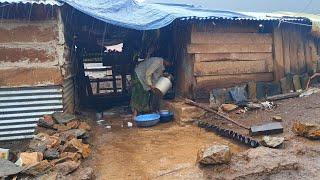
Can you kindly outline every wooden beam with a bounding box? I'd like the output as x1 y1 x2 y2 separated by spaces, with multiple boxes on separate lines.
194 60 272 76
305 39 313 73
191 32 273 44
194 53 273 62
273 27 285 81
187 44 272 54
289 28 299 74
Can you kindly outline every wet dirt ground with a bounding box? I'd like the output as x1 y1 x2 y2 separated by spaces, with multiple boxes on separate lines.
84 92 320 180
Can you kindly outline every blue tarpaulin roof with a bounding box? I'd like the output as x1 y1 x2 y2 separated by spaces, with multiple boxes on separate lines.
0 0 309 30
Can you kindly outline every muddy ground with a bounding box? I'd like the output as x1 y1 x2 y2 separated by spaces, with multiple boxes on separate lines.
82 93 320 180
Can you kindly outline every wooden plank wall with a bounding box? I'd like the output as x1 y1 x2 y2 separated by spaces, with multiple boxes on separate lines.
280 24 317 75
188 23 274 99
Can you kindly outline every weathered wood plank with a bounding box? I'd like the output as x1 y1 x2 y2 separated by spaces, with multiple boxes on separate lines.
289 28 299 74
273 27 285 81
305 39 313 73
310 39 318 73
194 53 273 62
187 44 272 54
282 28 291 75
192 23 259 33
191 32 273 44
194 73 274 98
194 60 272 76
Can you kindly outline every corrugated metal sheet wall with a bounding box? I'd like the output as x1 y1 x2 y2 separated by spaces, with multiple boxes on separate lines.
0 86 63 141
63 77 75 113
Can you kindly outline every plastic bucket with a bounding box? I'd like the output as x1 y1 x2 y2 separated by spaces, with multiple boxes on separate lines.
155 77 172 95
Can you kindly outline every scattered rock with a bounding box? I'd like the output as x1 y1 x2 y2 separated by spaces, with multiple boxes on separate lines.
220 104 238 112
53 112 76 124
38 115 55 129
197 144 231 165
78 122 91 131
54 161 80 175
38 171 58 180
28 139 47 154
261 136 284 148
19 152 43 166
292 122 320 140
62 129 87 139
63 138 91 158
78 167 94 180
44 149 60 160
272 115 282 122
22 160 52 176
53 124 71 132
60 152 82 161
0 159 23 177
67 120 81 129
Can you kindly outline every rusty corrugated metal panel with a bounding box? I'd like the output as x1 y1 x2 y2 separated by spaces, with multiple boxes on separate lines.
63 77 75 114
0 86 63 141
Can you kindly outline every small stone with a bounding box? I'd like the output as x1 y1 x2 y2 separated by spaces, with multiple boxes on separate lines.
38 115 55 129
53 112 76 124
272 115 282 122
22 160 52 176
78 122 91 131
292 122 320 140
67 120 81 129
63 138 91 158
19 152 43 166
197 144 231 165
53 124 71 132
62 129 87 139
261 136 284 148
220 104 238 112
54 161 80 175
44 149 60 160
78 167 94 180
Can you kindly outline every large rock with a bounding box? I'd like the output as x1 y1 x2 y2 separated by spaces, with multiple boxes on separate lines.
22 160 52 176
53 112 76 124
19 152 43 166
28 140 47 154
66 120 80 129
0 159 23 177
197 144 231 165
53 124 71 132
54 161 80 175
261 136 284 148
292 122 320 140
61 129 87 139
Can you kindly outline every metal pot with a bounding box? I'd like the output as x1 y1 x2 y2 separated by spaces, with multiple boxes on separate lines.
155 76 172 95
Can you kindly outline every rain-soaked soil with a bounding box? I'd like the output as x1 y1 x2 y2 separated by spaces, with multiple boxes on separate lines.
84 92 320 180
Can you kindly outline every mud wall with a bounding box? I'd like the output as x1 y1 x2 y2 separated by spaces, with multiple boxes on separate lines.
0 10 70 87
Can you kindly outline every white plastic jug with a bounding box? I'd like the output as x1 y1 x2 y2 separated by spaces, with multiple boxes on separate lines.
155 77 172 95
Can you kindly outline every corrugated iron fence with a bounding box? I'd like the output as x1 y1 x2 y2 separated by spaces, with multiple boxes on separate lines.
0 86 64 141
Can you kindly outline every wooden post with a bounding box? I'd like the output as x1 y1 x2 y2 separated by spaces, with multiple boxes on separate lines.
273 27 285 81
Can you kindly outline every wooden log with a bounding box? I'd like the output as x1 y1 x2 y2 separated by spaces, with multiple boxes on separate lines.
194 60 272 76
185 99 249 129
266 92 300 101
187 44 273 54
194 53 273 62
273 27 285 81
191 32 272 44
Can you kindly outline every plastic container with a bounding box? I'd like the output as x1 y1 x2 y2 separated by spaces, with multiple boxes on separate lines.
134 114 160 127
155 77 172 95
159 110 174 123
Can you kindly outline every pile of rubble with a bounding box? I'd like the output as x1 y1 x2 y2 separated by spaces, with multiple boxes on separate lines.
1 112 93 179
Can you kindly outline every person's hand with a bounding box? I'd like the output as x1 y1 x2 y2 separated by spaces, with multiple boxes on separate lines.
149 85 156 91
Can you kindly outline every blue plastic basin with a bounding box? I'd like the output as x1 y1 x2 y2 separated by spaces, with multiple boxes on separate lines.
134 114 160 127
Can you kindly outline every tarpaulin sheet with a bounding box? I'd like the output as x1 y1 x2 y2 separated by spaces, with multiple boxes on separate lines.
61 0 255 30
